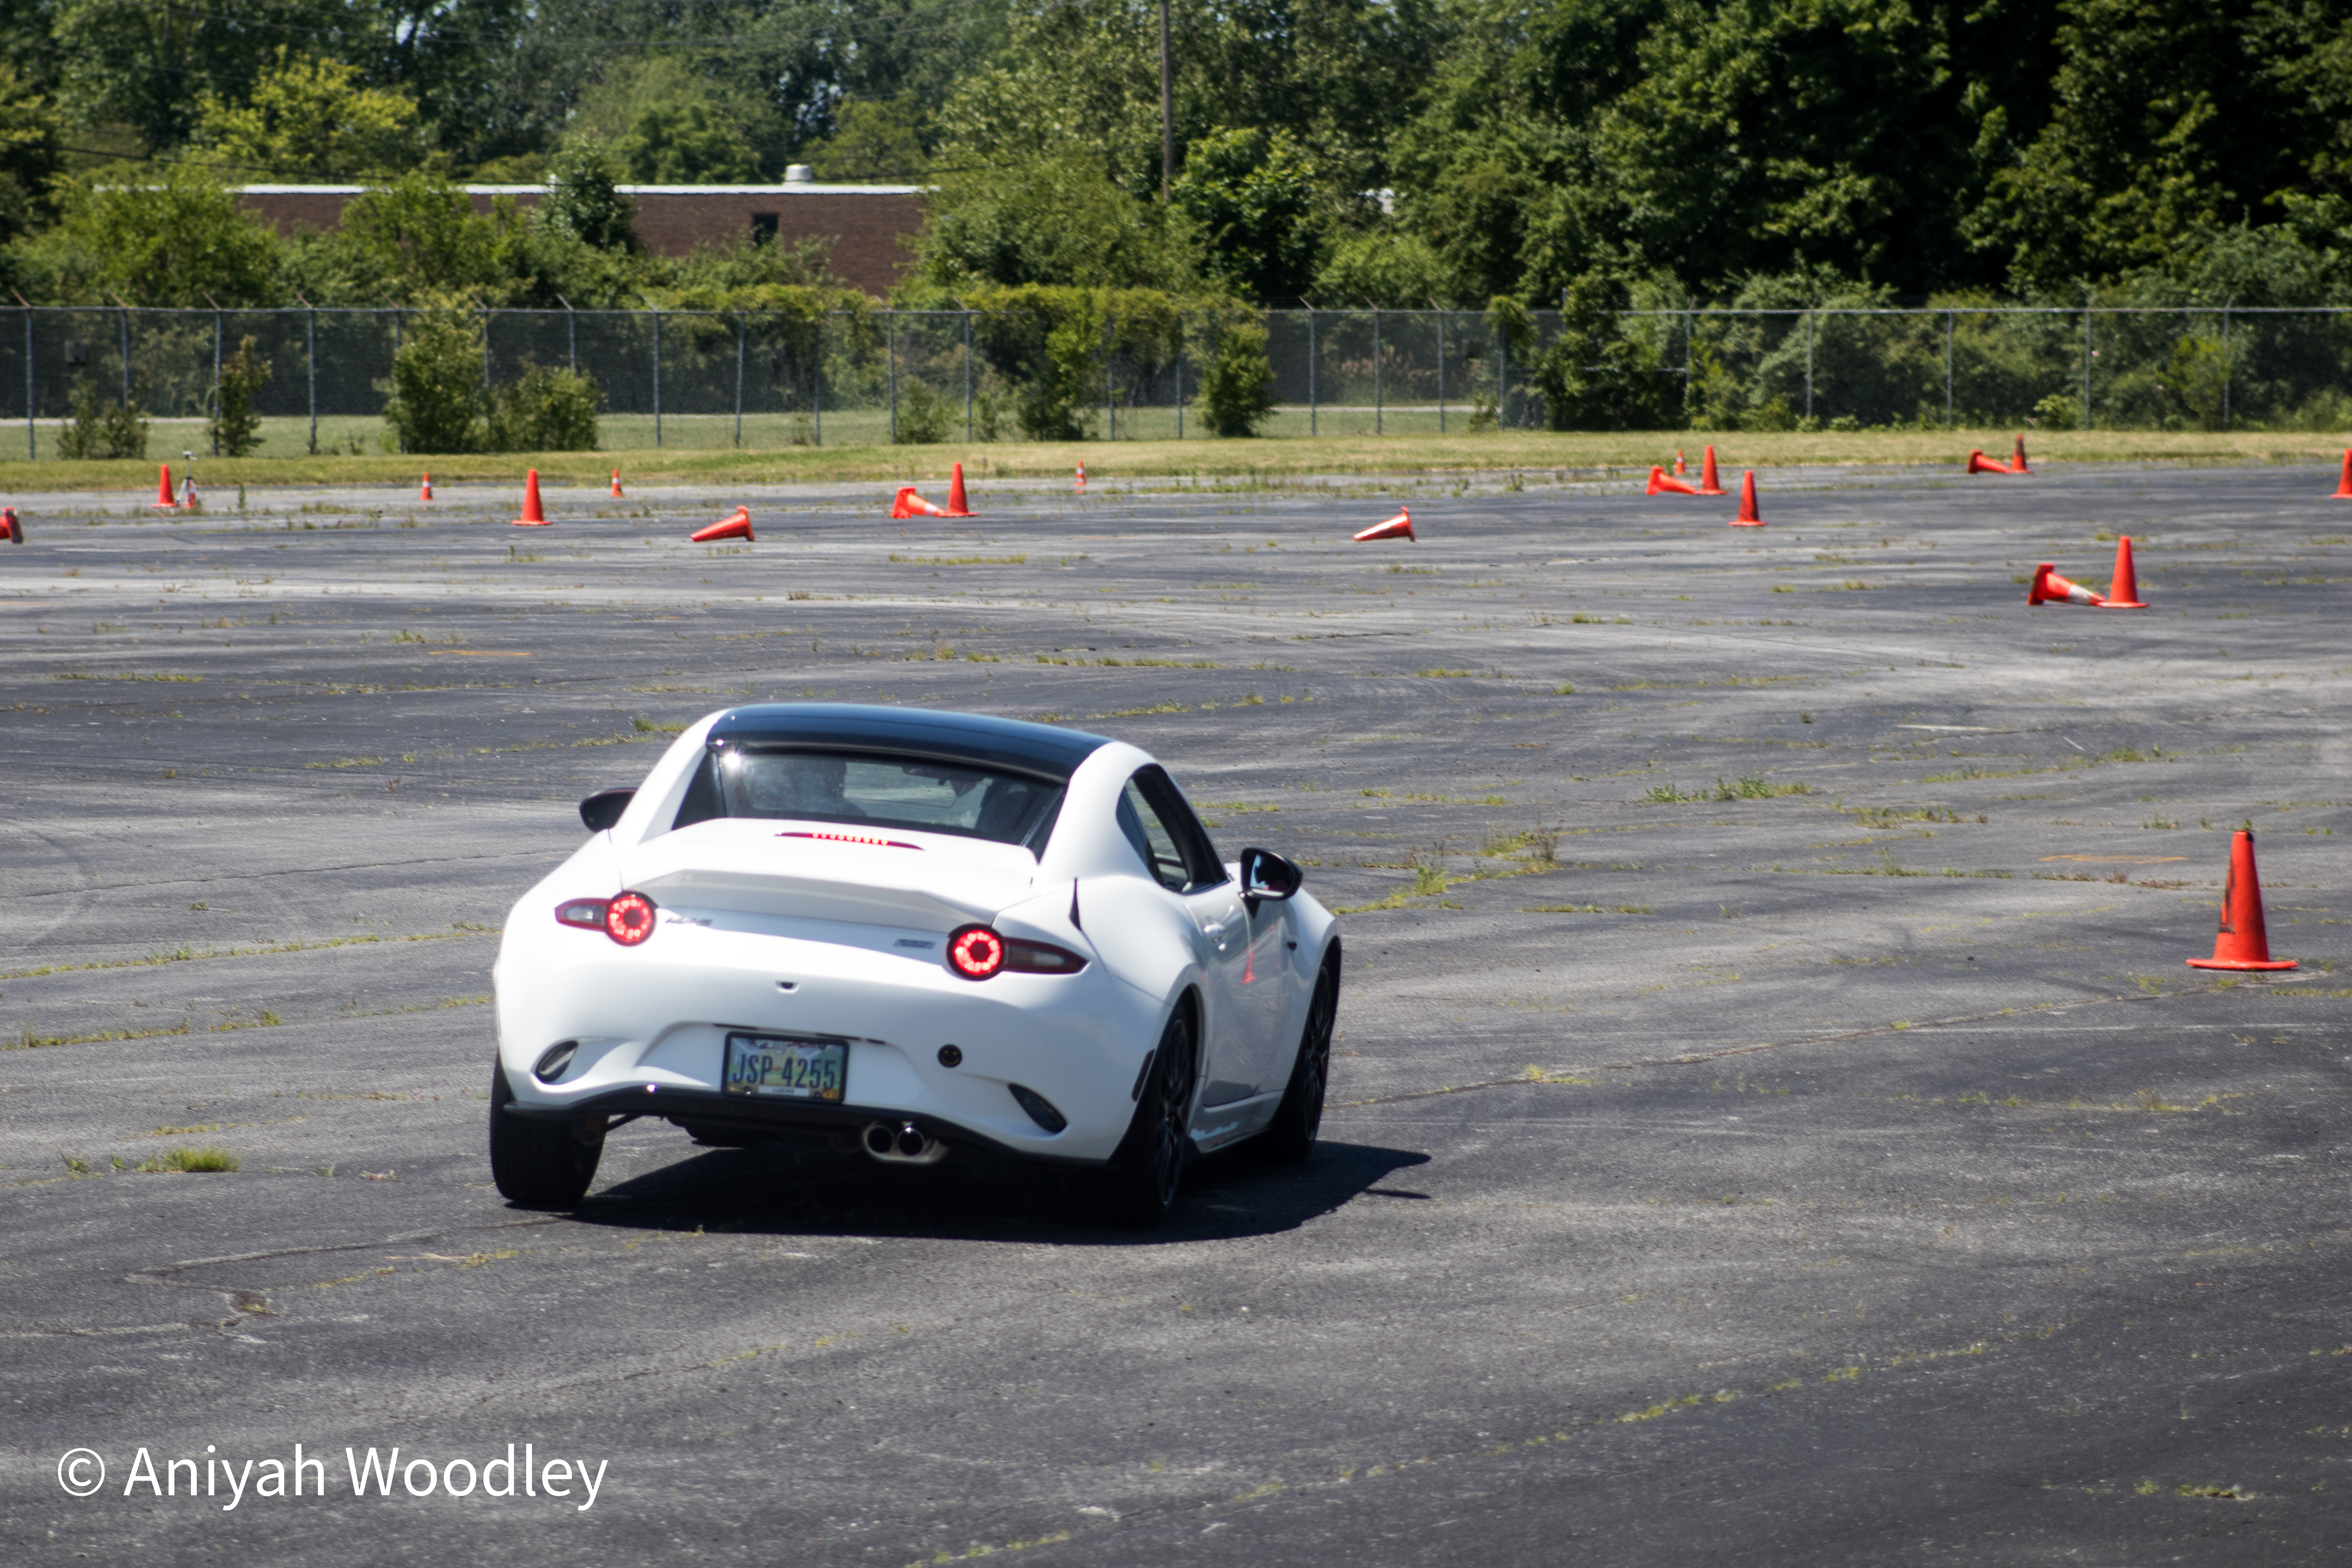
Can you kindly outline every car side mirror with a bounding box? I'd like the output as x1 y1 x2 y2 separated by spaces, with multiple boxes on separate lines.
579 787 636 833
1240 847 1302 910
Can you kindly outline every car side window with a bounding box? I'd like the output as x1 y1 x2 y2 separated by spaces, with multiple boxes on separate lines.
1119 768 1228 893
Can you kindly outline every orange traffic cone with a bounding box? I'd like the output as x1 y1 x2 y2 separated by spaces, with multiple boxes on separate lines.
891 485 948 519
1354 508 1414 543
2026 562 2105 606
2102 535 2148 609
1674 450 1687 477
1697 445 1726 495
2011 433 2033 475
1074 462 1087 493
1647 466 1699 497
1728 470 1765 527
152 463 177 510
2333 450 2352 499
1966 449 2014 475
4 506 20 543
945 461 974 517
691 506 754 544
512 468 550 527
610 470 624 499
2186 830 2296 971
419 472 433 501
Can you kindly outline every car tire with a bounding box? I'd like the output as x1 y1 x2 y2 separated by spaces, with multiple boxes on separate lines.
1105 1006 1197 1228
1255 959 1338 1163
488 1061 604 1208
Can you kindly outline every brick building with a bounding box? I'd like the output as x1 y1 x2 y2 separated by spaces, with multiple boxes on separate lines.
234 174 926 297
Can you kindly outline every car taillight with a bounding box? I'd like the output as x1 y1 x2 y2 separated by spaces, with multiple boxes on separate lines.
947 924 1005 980
555 898 608 930
945 925 1086 980
604 891 657 946
1005 938 1087 975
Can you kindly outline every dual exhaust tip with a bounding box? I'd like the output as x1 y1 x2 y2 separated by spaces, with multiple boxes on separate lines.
862 1120 947 1165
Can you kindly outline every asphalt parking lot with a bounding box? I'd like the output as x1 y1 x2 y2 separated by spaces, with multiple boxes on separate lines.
3 459 2348 1565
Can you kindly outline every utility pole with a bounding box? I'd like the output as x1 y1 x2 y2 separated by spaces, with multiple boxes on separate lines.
1159 0 1174 198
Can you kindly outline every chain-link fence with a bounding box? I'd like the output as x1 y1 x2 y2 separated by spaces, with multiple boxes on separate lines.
5 305 2348 458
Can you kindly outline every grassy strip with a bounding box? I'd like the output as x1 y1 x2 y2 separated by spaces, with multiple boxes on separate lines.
9 428 2350 492
1 928 481 983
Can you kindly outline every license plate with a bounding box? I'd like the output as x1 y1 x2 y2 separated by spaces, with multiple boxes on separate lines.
723 1033 848 1102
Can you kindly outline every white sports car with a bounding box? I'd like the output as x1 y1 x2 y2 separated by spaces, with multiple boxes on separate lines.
489 704 1340 1223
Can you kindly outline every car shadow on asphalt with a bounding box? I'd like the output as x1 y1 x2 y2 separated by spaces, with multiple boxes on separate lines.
561 1136 1432 1245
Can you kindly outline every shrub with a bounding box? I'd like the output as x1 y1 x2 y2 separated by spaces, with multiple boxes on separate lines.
1195 320 1276 437
895 378 953 443
379 308 486 454
209 336 270 457
487 361 601 452
55 379 147 459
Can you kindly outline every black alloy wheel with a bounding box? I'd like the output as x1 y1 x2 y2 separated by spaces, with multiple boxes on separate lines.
1257 960 1337 1163
488 1061 606 1208
1108 1008 1197 1227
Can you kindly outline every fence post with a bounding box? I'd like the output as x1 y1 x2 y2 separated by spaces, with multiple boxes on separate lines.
2080 299 2091 432
734 316 745 447
1944 310 1954 424
1437 315 1446 434
22 305 32 459
1307 309 1317 437
480 306 492 416
652 307 662 448
118 304 131 411
1104 312 1114 441
306 302 318 454
565 301 576 375
211 307 222 457
392 309 404 454
1373 311 1383 436
1499 326 1508 428
1803 307 1814 422
1176 346 1183 439
887 311 898 445
2220 302 2231 430
1682 310 1693 423
812 314 822 446
964 309 974 443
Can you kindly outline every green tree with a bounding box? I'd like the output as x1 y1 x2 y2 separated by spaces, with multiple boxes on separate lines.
1193 318 1278 435
487 362 601 451
0 63 64 245
191 48 425 179
807 97 932 181
614 101 760 184
209 337 272 457
540 136 637 251
379 305 487 454
920 153 1199 290
332 174 527 302
17 168 283 305
1172 127 1323 305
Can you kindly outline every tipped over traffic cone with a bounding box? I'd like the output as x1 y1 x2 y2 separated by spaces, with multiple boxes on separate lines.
512 468 550 527
1728 470 1765 527
2186 830 2296 971
2102 535 2148 609
419 472 433 501
1074 462 1087 493
946 461 974 517
2026 562 2105 607
152 463 177 510
1674 450 1688 476
1354 508 1415 543
1697 445 1726 495
691 506 754 544
891 485 949 519
4 506 21 544
1647 466 1699 497
2011 433 2033 475
2334 450 2352 499
1966 448 2015 475
610 470 624 499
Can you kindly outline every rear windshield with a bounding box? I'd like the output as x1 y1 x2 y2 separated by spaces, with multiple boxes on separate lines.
676 746 1064 850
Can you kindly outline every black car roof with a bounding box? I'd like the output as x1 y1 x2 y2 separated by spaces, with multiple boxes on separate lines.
706 704 1114 782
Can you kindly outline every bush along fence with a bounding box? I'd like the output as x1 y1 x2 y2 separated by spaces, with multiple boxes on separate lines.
7 302 2350 457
